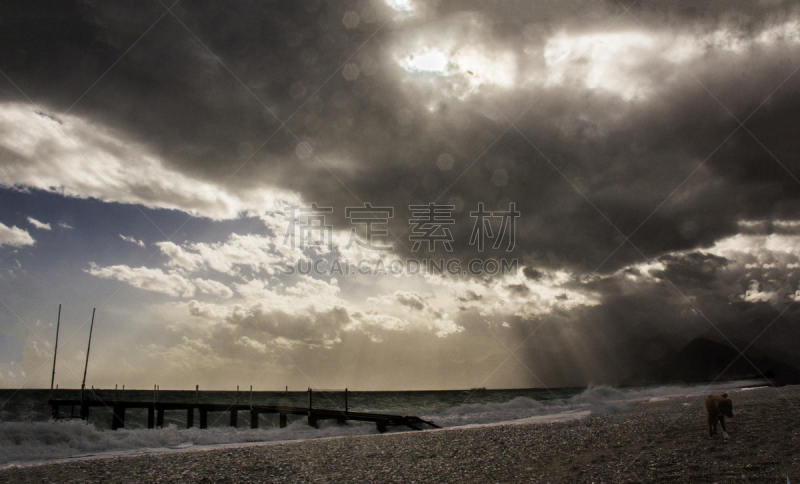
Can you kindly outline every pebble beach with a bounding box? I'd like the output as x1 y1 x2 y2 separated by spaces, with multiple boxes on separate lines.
2 385 798 483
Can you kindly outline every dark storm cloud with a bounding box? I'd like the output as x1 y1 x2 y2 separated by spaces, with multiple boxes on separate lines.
506 283 530 295
483 246 800 386
3 1 800 269
651 252 729 288
522 266 544 280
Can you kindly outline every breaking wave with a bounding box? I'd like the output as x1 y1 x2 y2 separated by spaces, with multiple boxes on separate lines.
0 380 758 468
423 380 753 428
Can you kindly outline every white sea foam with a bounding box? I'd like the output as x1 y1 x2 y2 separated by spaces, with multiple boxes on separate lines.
0 380 762 468
424 380 757 428
0 419 381 468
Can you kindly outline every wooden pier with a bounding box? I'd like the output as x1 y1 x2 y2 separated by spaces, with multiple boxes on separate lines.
48 389 439 433
46 307 438 434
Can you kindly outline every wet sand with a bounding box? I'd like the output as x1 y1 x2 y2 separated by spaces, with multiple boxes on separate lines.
2 385 799 483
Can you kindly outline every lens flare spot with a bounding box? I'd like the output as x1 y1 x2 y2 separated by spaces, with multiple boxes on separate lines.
405 51 448 73
386 0 412 12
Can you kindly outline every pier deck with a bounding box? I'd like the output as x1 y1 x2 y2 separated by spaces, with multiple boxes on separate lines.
48 398 440 433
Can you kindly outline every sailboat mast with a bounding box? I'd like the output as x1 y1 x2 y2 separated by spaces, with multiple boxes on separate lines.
49 304 61 394
80 308 95 399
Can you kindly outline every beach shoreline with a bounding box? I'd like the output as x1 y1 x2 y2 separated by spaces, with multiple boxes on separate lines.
2 385 798 482
0 406 592 472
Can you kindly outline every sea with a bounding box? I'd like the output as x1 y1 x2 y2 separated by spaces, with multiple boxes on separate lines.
0 380 761 468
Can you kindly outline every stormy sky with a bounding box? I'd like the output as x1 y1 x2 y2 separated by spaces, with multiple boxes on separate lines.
1 0 799 390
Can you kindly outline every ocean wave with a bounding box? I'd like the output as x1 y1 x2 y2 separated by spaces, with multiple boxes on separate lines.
0 380 758 468
0 418 380 468
424 380 757 427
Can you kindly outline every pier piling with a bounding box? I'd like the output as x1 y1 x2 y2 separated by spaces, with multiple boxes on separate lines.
250 410 258 429
377 420 388 433
231 385 239 427
112 404 125 430
49 388 440 433
200 408 208 429
230 409 238 427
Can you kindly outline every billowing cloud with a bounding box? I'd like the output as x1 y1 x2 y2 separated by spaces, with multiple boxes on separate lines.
86 264 197 298
26 217 50 230
119 234 145 248
3 3 799 274
5 1 800 389
157 242 204 272
193 278 234 298
0 104 299 220
0 222 35 248
157 230 306 276
393 290 427 310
